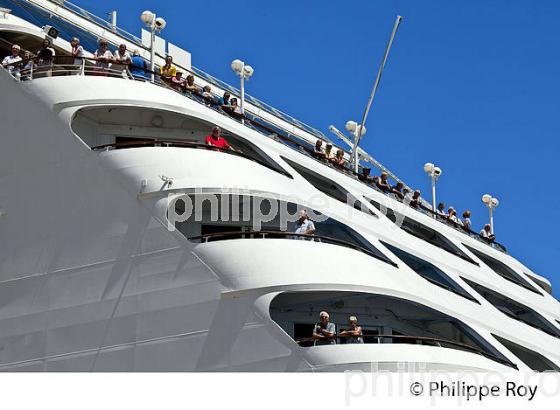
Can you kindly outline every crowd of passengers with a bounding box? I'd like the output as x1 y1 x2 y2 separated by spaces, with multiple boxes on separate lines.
2 38 245 120
2 39 498 244
313 138 497 243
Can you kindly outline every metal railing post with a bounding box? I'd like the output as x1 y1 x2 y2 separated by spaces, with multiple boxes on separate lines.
80 58 85 76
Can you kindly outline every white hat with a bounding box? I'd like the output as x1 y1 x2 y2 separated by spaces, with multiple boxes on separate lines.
12 44 21 50
319 311 329 318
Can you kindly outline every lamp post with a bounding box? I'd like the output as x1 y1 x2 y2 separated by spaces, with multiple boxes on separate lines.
345 121 366 171
423 162 442 217
140 10 166 83
482 194 499 234
231 59 254 124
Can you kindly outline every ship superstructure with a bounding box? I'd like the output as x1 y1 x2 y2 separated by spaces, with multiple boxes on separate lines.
0 0 558 372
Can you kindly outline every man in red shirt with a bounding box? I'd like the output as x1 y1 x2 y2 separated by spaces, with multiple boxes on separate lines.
205 126 233 151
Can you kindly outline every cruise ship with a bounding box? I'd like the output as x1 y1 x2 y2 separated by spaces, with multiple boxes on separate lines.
0 0 559 372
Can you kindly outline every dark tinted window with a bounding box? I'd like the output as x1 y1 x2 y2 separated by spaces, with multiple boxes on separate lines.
463 245 542 295
369 200 477 265
493 335 560 372
381 241 478 302
463 278 559 338
527 275 552 294
282 157 375 216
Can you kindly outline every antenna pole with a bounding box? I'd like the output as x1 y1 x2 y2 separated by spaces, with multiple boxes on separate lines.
352 15 403 172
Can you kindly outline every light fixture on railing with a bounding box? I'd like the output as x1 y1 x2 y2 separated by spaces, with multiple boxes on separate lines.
231 59 254 123
140 10 166 83
345 121 366 169
482 194 499 234
423 162 442 216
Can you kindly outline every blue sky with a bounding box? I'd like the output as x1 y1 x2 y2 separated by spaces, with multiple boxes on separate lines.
73 0 559 298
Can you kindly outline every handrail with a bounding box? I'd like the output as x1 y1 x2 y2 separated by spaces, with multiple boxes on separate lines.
3 54 509 255
91 138 293 178
295 333 516 368
187 230 398 267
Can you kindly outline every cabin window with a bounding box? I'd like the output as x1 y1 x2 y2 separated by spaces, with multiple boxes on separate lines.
463 245 541 295
462 278 559 338
492 335 559 372
281 157 375 217
381 241 478 302
369 200 478 265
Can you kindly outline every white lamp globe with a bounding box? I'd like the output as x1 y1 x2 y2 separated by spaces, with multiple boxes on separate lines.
140 10 155 26
154 17 167 31
424 162 435 174
345 121 358 133
482 194 492 204
231 59 244 74
491 198 500 207
243 65 254 78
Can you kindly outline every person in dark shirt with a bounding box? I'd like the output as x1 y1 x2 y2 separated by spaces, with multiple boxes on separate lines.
391 181 405 200
36 37 55 77
377 172 392 193
410 190 421 209
358 167 372 182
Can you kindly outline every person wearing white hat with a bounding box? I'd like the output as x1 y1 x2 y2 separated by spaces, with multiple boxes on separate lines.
2 44 22 77
339 315 364 344
312 311 336 345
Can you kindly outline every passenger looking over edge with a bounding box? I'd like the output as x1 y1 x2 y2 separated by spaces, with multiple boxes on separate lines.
312 311 336 345
462 211 472 231
93 39 112 74
70 37 84 66
339 316 364 344
171 71 185 91
160 55 176 80
409 190 421 209
437 202 447 217
377 172 392 193
294 210 316 238
2 44 22 77
112 43 131 76
184 74 199 94
36 37 55 77
205 126 234 151
332 149 346 169
391 182 405 200
313 139 326 159
130 50 148 79
480 224 496 243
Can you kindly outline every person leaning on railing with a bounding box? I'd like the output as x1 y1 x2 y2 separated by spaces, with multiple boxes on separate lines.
205 125 235 151
93 39 113 75
129 50 148 80
331 149 346 169
183 74 200 94
170 71 185 91
294 209 316 239
462 210 472 231
312 311 336 346
479 224 496 243
112 44 132 77
338 315 364 344
160 55 177 80
409 189 422 209
2 44 22 77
